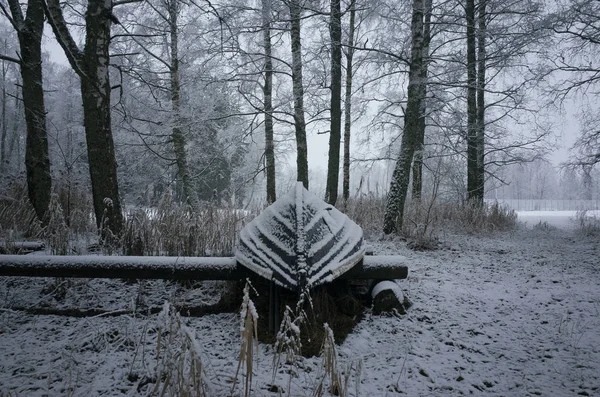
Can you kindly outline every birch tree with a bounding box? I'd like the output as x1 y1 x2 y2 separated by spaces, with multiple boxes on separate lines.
289 0 309 188
45 0 124 237
342 0 356 202
166 0 200 208
383 0 426 234
325 0 342 204
262 0 276 203
411 0 432 200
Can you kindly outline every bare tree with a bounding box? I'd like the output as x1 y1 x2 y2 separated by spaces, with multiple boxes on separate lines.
289 0 308 188
342 0 356 202
547 0 600 168
45 0 124 237
1 0 52 223
383 0 426 234
167 0 200 208
411 0 432 200
325 0 342 204
0 41 11 170
466 0 479 203
475 0 486 203
262 0 276 203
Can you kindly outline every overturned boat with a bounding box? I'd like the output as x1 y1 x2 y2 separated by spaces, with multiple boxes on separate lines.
235 182 365 291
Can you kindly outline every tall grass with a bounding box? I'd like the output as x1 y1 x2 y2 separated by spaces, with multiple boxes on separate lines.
151 302 211 396
0 184 37 238
343 194 517 244
122 193 255 257
232 280 259 397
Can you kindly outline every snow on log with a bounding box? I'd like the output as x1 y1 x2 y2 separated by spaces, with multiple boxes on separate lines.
0 255 408 281
372 280 408 315
0 255 244 280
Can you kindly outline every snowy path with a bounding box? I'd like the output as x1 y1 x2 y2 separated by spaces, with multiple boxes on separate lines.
0 225 599 396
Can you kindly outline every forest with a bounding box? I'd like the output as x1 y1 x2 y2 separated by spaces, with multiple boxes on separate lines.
0 0 598 239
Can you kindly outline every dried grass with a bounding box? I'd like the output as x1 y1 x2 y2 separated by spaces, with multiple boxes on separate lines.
151 302 210 397
436 201 518 233
576 210 600 237
342 194 386 238
232 280 259 397
123 193 255 257
0 183 37 238
344 194 517 249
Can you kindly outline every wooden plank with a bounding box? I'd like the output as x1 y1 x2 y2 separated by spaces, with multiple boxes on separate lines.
0 254 407 281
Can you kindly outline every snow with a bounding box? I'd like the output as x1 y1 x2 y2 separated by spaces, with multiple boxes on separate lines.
371 280 404 302
236 182 364 291
1 219 599 395
517 210 600 229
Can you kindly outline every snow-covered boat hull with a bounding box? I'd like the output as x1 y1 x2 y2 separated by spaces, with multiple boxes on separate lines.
235 182 364 291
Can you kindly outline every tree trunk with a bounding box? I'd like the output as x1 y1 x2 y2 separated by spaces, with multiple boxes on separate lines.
8 84 21 168
325 0 343 205
46 0 124 237
475 0 486 204
342 1 356 202
383 0 426 234
7 0 52 223
466 0 478 203
168 0 198 209
411 0 432 201
262 0 276 203
82 0 123 236
289 0 308 188
0 60 7 169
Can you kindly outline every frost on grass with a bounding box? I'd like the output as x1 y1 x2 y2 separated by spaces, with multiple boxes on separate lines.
232 280 258 397
236 182 364 291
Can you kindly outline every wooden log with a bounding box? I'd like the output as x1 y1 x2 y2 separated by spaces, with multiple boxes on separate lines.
347 256 408 280
0 254 408 281
0 255 244 280
371 280 408 315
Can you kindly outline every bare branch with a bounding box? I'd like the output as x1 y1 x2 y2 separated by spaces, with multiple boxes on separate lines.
43 0 85 76
113 0 143 6
0 53 20 64
0 1 18 30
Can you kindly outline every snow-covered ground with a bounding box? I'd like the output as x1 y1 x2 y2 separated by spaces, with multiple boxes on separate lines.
1 217 599 396
517 210 600 230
